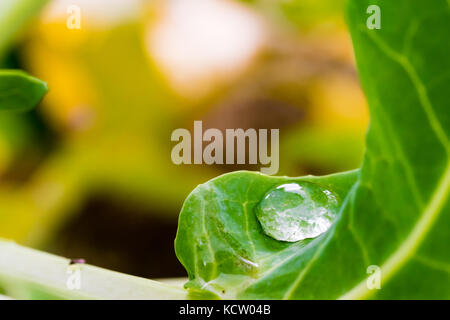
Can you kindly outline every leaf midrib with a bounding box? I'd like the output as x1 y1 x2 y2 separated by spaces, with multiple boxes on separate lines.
339 161 450 299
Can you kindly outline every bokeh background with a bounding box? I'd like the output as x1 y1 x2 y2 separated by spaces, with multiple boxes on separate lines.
0 0 368 280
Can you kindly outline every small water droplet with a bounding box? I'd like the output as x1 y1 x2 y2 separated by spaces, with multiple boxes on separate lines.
256 182 340 242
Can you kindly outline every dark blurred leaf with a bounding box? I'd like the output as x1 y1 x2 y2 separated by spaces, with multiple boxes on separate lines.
0 0 50 58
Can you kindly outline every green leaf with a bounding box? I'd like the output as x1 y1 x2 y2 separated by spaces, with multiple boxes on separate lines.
0 70 48 112
175 170 359 299
175 0 450 299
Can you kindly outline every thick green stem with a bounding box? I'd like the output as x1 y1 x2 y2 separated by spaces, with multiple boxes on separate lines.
0 239 189 299
0 0 50 59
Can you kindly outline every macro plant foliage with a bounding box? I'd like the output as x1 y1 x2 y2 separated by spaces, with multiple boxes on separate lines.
174 0 450 299
0 70 47 112
0 0 449 300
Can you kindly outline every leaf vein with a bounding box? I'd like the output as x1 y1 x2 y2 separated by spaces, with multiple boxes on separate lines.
366 31 450 155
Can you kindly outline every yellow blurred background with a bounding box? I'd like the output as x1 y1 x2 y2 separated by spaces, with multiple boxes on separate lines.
0 0 368 279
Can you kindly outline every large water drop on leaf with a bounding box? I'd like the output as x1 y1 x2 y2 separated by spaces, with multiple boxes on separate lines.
256 182 340 242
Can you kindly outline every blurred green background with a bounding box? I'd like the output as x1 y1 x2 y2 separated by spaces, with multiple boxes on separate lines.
0 0 368 279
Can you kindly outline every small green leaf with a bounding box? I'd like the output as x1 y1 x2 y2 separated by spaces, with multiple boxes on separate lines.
175 170 359 298
0 70 48 112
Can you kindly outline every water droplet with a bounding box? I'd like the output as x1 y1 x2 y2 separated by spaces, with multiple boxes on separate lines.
256 182 340 242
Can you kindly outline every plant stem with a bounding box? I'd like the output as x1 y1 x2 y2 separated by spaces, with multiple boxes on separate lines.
0 0 50 59
0 239 189 299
